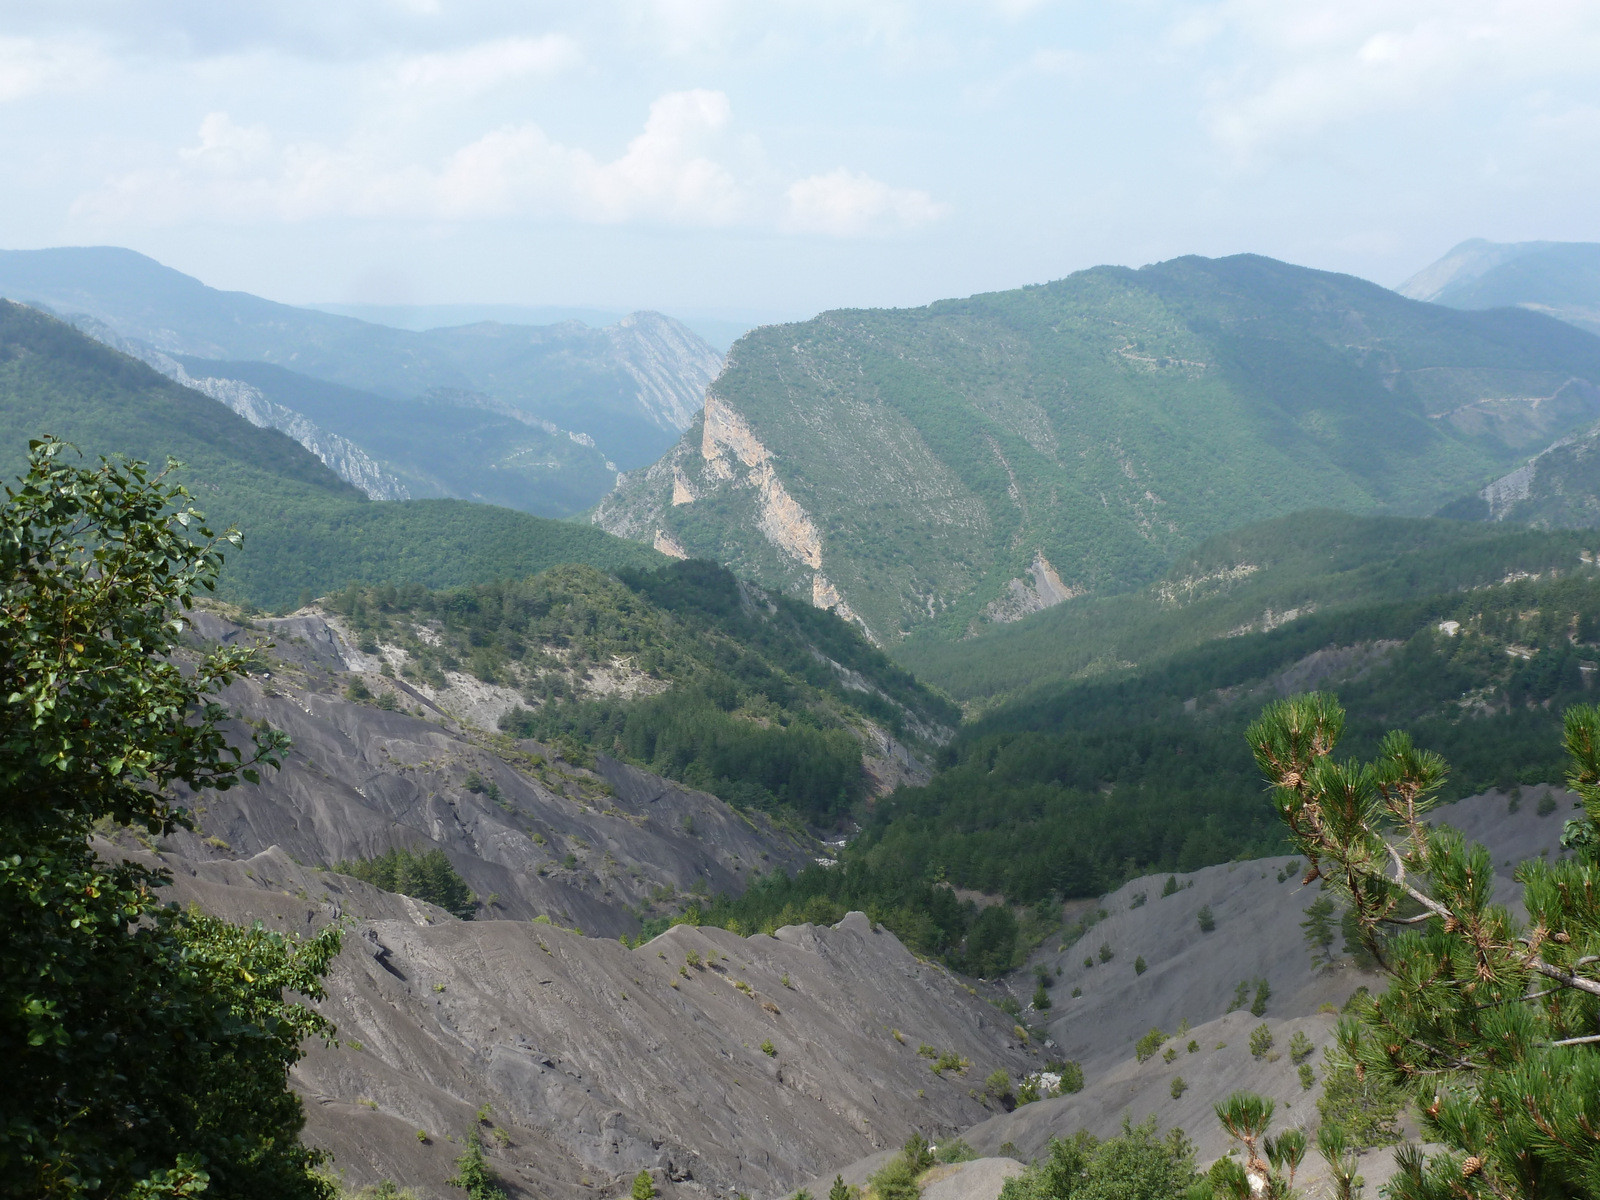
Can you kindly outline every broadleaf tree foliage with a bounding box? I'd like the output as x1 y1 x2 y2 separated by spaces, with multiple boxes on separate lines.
0 438 341 1200
1247 692 1600 1198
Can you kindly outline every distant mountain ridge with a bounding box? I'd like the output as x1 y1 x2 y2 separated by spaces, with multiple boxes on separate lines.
307 301 759 353
56 310 415 501
1398 238 1600 335
0 246 724 513
598 253 1600 645
0 301 662 607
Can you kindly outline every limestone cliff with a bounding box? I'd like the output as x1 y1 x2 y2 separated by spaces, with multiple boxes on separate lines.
597 392 880 640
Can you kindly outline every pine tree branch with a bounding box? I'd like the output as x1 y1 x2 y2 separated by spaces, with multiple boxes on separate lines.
1382 840 1453 923
1525 958 1600 998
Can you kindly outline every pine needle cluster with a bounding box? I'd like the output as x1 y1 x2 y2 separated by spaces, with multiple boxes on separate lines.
1247 692 1600 1197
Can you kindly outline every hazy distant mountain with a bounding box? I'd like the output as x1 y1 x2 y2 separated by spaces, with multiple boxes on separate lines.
0 247 724 491
308 301 758 352
0 300 661 608
598 253 1600 645
168 358 621 518
1398 238 1600 335
308 301 633 331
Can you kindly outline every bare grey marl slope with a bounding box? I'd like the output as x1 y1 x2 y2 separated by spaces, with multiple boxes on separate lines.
171 609 814 937
138 845 1033 1200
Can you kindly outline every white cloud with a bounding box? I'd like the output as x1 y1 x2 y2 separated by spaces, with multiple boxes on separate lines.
783 168 947 236
0 36 105 102
426 89 744 224
392 35 581 95
1193 1 1600 158
74 90 940 236
180 111 274 171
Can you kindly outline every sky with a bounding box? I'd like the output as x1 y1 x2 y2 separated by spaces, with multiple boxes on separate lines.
3 1 1599 322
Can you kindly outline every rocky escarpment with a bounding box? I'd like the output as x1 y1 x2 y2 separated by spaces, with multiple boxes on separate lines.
134 844 1034 1200
595 394 891 641
606 312 725 433
177 369 412 500
176 610 813 937
1443 408 1600 528
979 553 1080 626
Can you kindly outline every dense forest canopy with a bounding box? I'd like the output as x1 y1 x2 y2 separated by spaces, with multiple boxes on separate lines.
705 563 1600 970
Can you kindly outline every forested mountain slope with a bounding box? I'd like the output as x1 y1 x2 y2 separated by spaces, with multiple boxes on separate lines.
0 245 722 480
0 301 662 607
1399 238 1600 335
902 510 1600 704
708 543 1600 960
598 254 1600 645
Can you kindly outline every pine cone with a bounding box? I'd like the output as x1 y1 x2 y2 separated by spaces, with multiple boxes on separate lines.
1462 1155 1486 1178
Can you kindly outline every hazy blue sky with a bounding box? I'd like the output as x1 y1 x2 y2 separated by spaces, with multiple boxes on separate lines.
3 1 1598 321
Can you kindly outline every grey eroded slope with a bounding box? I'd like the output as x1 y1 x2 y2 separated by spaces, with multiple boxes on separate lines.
174 610 813 937
818 788 1573 1198
138 845 1033 1200
1013 788 1572 1076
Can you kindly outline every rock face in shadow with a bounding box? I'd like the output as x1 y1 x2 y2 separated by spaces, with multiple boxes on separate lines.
139 846 1034 1200
173 610 814 937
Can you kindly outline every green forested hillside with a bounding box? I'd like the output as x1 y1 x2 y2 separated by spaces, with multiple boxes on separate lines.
321 559 955 823
0 301 662 608
708 550 1600 966
600 254 1600 645
901 510 1600 704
